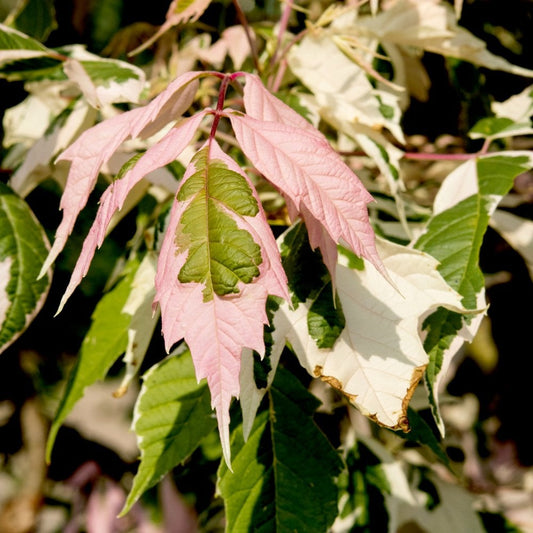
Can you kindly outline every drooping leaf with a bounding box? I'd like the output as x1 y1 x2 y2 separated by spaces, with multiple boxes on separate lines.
46 260 138 461
415 153 532 433
287 33 405 143
39 70 203 279
353 0 533 78
275 228 468 430
122 348 216 515
0 23 59 78
154 140 288 466
218 367 344 533
239 296 285 440
0 183 51 355
229 75 386 283
53 111 207 313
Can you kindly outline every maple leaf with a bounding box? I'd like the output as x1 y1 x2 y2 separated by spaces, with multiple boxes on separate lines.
39 70 203 280
229 73 387 282
154 140 288 466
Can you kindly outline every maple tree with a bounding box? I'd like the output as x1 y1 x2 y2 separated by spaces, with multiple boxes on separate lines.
1 0 533 531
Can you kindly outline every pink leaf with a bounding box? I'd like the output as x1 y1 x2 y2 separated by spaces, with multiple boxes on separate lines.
154 141 287 466
240 72 321 136
56 112 208 313
39 71 204 279
229 111 387 279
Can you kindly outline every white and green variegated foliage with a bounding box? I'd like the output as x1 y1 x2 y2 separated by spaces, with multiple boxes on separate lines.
1 1 532 531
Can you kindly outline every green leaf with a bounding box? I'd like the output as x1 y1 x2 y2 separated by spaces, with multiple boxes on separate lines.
279 222 345 348
122 348 216 515
0 22 50 52
78 58 143 84
307 281 345 349
7 0 57 42
338 442 390 531
0 23 63 80
218 367 344 533
46 260 138 461
469 117 533 141
415 154 531 430
0 183 51 354
176 147 262 301
415 155 531 308
279 222 329 306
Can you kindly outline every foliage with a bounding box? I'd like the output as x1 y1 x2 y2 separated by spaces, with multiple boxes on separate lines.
1 0 533 531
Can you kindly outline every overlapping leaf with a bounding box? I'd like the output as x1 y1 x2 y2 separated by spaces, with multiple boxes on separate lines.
0 23 146 100
230 73 386 283
46 260 138 460
154 140 288 466
52 111 208 313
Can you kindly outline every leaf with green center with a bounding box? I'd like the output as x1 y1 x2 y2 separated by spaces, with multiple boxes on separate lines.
46 260 138 461
218 367 344 533
0 183 51 355
176 146 262 301
122 348 216 515
154 140 288 467
415 153 532 433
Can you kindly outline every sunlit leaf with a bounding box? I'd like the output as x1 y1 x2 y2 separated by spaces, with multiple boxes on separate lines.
122 348 216 514
276 226 467 430
154 140 288 466
415 153 532 433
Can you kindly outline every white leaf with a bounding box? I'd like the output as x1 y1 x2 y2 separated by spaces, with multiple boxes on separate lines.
490 209 533 281
115 253 160 397
276 236 468 429
492 84 533 122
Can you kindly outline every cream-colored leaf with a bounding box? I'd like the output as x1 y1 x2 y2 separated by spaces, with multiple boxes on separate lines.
492 84 533 122
288 32 404 143
115 253 159 397
490 209 533 281
354 0 533 78
9 99 96 198
277 238 469 430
